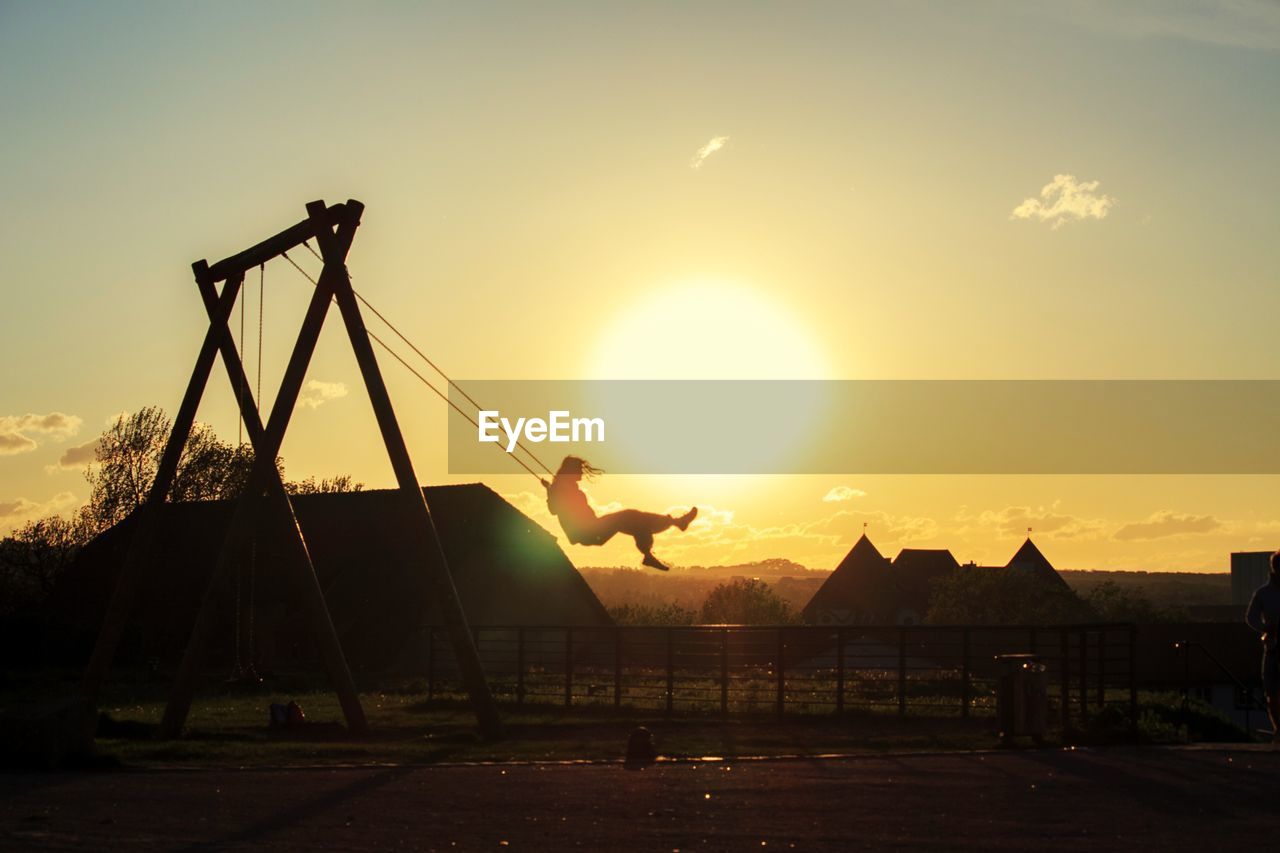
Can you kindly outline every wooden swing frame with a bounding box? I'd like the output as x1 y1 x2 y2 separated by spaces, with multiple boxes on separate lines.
80 199 502 739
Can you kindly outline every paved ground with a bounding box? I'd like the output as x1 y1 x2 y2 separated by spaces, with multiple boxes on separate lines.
2 746 1278 851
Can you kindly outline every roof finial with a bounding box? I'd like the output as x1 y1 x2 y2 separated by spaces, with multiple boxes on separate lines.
863 522 868 533
1027 526 1033 536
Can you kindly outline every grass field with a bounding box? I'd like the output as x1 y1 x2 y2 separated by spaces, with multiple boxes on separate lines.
2 670 1006 768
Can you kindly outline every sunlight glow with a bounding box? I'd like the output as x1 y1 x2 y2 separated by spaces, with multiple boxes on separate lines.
589 280 828 380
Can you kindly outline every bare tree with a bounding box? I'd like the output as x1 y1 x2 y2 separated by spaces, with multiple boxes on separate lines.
82 406 275 533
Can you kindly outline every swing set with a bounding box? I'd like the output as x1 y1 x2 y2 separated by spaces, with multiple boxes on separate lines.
79 199 558 740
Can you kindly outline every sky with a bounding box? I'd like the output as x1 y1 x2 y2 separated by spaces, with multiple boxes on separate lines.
2 1 1278 572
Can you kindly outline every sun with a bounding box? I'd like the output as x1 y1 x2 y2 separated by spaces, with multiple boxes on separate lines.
589 280 827 380
584 279 830 476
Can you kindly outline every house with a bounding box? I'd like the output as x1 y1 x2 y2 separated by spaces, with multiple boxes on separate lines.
42 484 611 673
1003 537 1071 591
801 534 959 625
802 533 1068 626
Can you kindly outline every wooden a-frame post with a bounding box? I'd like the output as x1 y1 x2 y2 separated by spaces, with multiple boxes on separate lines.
81 199 502 740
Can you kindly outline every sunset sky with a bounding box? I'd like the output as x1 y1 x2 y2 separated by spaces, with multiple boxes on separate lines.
3 2 1278 572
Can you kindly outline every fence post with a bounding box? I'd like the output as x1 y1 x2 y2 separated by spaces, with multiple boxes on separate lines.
720 628 729 717
1181 640 1190 709
666 627 674 716
614 626 622 709
776 627 786 719
1097 629 1106 709
1060 629 1071 732
1078 629 1089 722
1128 624 1138 734
426 626 436 701
564 627 573 708
898 627 907 717
836 626 845 715
516 627 525 707
961 627 971 719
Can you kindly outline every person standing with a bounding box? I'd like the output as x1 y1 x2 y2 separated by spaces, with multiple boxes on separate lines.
1245 551 1280 742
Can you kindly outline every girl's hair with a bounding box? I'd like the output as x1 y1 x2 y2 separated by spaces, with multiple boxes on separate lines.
557 455 604 480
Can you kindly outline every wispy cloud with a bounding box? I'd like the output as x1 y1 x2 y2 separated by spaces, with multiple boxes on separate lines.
822 485 866 503
1113 511 1221 541
49 438 102 472
690 135 729 169
1011 174 1115 229
298 380 348 410
0 491 79 534
0 433 38 456
957 504 1107 540
0 412 82 456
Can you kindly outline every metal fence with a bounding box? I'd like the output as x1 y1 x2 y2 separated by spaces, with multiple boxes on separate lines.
418 623 1137 730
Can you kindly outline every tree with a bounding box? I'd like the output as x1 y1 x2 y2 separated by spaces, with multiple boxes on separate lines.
82 407 275 533
925 567 1092 625
699 578 797 625
607 602 696 626
1084 580 1185 623
0 515 85 615
286 474 364 495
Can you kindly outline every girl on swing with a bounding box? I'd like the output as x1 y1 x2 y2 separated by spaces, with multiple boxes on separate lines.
542 456 697 572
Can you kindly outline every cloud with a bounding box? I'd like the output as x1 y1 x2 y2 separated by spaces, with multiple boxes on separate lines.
50 438 102 472
959 504 1106 540
1011 174 1115 229
822 485 867 502
0 412 82 456
298 381 348 410
0 491 79 534
661 505 938 562
690 135 729 169
1113 511 1221 541
0 433 38 456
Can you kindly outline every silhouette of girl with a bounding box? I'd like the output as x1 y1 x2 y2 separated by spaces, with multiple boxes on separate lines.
543 456 697 572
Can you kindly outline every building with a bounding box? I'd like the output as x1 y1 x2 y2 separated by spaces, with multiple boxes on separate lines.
1231 551 1272 606
802 533 1068 626
1003 537 1072 591
42 484 612 672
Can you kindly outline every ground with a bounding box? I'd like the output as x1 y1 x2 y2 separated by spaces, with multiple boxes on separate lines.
3 746 1277 851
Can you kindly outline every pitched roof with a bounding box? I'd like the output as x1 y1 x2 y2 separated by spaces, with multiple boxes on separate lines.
46 484 611 671
893 549 960 581
802 534 897 622
1004 537 1070 589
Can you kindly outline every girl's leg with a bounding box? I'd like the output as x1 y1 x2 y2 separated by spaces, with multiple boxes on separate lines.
595 508 696 571
596 509 677 551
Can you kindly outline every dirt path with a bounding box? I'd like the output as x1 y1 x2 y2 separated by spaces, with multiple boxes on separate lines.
3 746 1276 851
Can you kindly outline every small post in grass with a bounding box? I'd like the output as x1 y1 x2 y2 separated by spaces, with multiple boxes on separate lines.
898 627 907 717
720 627 729 717
666 627 675 716
564 627 573 708
776 627 786 719
836 626 846 715
516 627 525 707
614 626 623 709
427 627 436 701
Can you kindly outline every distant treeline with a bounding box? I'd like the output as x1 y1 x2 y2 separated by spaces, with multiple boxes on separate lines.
1058 570 1231 607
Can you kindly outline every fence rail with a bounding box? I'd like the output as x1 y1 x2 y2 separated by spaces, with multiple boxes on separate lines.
417 623 1137 730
